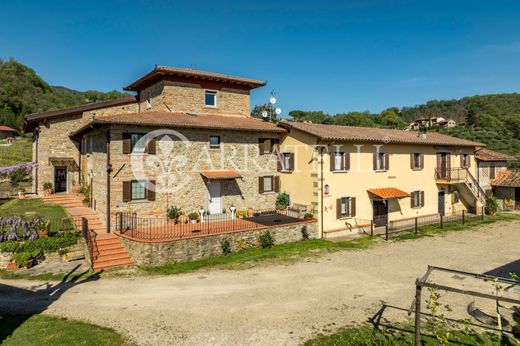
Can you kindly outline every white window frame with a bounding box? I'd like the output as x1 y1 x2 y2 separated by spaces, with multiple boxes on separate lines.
204 90 217 108
376 152 387 171
334 151 345 171
339 196 352 218
131 180 147 201
411 190 423 208
263 175 274 193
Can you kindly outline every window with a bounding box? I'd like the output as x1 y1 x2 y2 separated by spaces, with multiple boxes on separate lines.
209 135 221 149
411 190 424 208
489 165 496 179
461 153 470 168
279 152 294 171
411 153 423 170
337 197 356 218
259 138 279 154
205 90 217 107
452 190 460 204
131 133 144 152
131 180 146 201
145 91 152 109
123 133 156 155
374 152 388 171
259 176 280 193
331 151 349 171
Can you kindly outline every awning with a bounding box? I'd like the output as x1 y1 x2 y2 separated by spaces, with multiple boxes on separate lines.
368 187 410 199
200 170 242 180
49 157 79 171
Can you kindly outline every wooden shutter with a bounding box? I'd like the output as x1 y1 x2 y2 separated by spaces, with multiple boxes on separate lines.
410 192 416 208
274 176 280 192
272 139 280 153
122 133 131 154
344 152 350 171
123 181 131 202
384 153 389 170
420 153 424 169
467 155 471 168
258 138 266 155
373 153 377 171
330 151 336 171
147 180 156 201
410 153 415 169
276 153 282 172
146 138 156 155
350 197 356 217
336 198 342 219
289 153 295 171
265 139 272 154
460 154 465 168
259 177 265 193
420 191 425 207
489 166 496 179
446 153 451 171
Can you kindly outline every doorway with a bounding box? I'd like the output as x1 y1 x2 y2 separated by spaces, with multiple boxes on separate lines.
54 167 67 193
208 181 222 214
436 152 451 180
373 200 388 227
438 190 446 216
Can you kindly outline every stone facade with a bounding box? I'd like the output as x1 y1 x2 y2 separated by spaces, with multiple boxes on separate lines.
139 80 250 117
120 220 318 265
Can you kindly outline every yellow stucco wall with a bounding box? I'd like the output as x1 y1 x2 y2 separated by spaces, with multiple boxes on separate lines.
279 128 478 235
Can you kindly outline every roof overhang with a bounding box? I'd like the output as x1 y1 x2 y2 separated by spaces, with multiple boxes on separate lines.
49 157 79 171
200 170 242 180
368 187 410 199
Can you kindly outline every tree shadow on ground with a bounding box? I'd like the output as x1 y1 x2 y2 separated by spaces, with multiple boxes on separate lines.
0 264 101 343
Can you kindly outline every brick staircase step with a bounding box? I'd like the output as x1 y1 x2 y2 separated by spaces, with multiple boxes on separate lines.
93 258 134 271
95 253 133 262
96 243 125 252
94 248 128 257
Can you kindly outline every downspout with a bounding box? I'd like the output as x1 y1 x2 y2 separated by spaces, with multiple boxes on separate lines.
106 128 112 233
319 144 325 238
34 128 39 195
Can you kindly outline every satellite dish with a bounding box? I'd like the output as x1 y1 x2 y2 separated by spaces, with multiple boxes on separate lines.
261 110 268 118
269 96 277 104
275 107 282 115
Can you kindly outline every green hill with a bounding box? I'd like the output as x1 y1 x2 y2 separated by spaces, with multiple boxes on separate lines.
0 58 129 131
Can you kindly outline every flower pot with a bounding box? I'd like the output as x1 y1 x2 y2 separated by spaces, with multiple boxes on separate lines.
6 262 20 270
72 183 81 194
45 188 53 195
37 230 49 238
178 215 188 224
25 259 34 269
18 191 26 199
191 220 197 224
247 208 254 217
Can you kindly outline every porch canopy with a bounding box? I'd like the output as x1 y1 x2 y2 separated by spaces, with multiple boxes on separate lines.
200 170 242 180
368 187 409 200
48 157 79 171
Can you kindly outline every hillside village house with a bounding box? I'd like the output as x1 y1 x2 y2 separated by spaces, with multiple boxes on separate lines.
277 121 485 238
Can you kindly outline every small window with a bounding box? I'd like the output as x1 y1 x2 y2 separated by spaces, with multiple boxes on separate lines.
145 91 152 109
334 152 344 171
411 190 424 208
131 133 145 153
452 190 460 204
461 153 470 168
259 138 279 154
489 165 496 179
337 197 355 218
263 176 273 192
412 153 423 170
131 180 147 201
375 152 388 171
209 135 221 149
205 90 217 107
280 152 294 171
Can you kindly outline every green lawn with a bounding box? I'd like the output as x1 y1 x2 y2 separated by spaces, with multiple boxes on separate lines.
0 198 69 219
0 313 133 345
0 140 32 165
304 324 518 346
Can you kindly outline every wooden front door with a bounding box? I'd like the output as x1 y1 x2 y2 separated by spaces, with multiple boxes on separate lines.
438 190 446 216
373 200 388 227
515 188 520 210
54 167 67 193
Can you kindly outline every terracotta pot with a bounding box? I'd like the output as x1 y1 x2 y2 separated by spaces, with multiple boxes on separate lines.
72 184 81 194
18 191 26 199
37 230 49 238
25 259 34 269
178 215 189 224
6 262 20 270
45 188 53 195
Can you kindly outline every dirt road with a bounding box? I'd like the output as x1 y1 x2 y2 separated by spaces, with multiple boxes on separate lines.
1 220 519 345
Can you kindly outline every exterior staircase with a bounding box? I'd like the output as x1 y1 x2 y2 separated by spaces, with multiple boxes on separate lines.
43 193 134 271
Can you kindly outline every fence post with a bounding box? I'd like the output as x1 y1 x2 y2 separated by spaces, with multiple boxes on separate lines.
370 220 374 237
440 215 443 229
414 280 422 346
116 212 122 232
414 217 418 234
481 206 484 220
385 223 389 241
462 210 465 225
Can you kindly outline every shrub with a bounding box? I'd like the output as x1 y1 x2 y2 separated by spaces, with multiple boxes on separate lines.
188 212 200 221
485 196 498 215
167 206 181 220
220 238 231 255
13 252 32 266
301 226 310 240
42 181 53 190
275 192 290 210
0 232 80 254
236 210 248 218
304 212 314 219
258 231 275 248
8 168 29 188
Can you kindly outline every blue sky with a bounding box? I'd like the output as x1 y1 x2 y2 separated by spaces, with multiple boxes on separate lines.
2 0 520 115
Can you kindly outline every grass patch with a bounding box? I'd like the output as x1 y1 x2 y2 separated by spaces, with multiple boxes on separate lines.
0 312 133 345
0 140 32 165
393 213 520 241
0 268 94 282
0 198 68 219
141 237 379 275
304 324 518 345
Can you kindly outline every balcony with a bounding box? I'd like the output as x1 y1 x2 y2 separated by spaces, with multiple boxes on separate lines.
434 167 468 182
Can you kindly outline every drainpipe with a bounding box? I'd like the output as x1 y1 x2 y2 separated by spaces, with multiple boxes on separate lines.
319 144 325 238
106 129 112 233
34 128 39 195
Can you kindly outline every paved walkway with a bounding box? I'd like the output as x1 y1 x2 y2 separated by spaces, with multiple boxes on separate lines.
1 220 519 345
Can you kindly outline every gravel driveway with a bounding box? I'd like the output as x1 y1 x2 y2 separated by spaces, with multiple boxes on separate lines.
1 220 519 345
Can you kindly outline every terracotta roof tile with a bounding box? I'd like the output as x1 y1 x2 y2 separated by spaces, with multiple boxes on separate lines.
82 111 286 134
280 121 484 147
367 187 410 199
475 148 516 162
200 170 242 180
0 125 16 132
491 170 520 187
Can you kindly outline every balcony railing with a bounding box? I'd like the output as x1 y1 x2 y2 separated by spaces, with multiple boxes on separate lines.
434 167 468 181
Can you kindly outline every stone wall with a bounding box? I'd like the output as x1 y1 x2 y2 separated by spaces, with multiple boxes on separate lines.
119 220 318 266
140 80 250 117
494 186 515 210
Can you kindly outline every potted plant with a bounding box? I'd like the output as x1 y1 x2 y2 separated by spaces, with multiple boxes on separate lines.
178 212 189 224
247 207 255 217
36 220 50 238
18 187 26 199
71 180 81 194
275 192 290 210
167 206 181 223
485 196 498 216
188 212 200 223
42 181 53 195
237 210 247 219
82 195 91 208
6 261 20 270
14 252 32 269
304 212 314 220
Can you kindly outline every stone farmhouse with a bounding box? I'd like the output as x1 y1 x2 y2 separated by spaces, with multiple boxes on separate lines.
24 66 506 269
